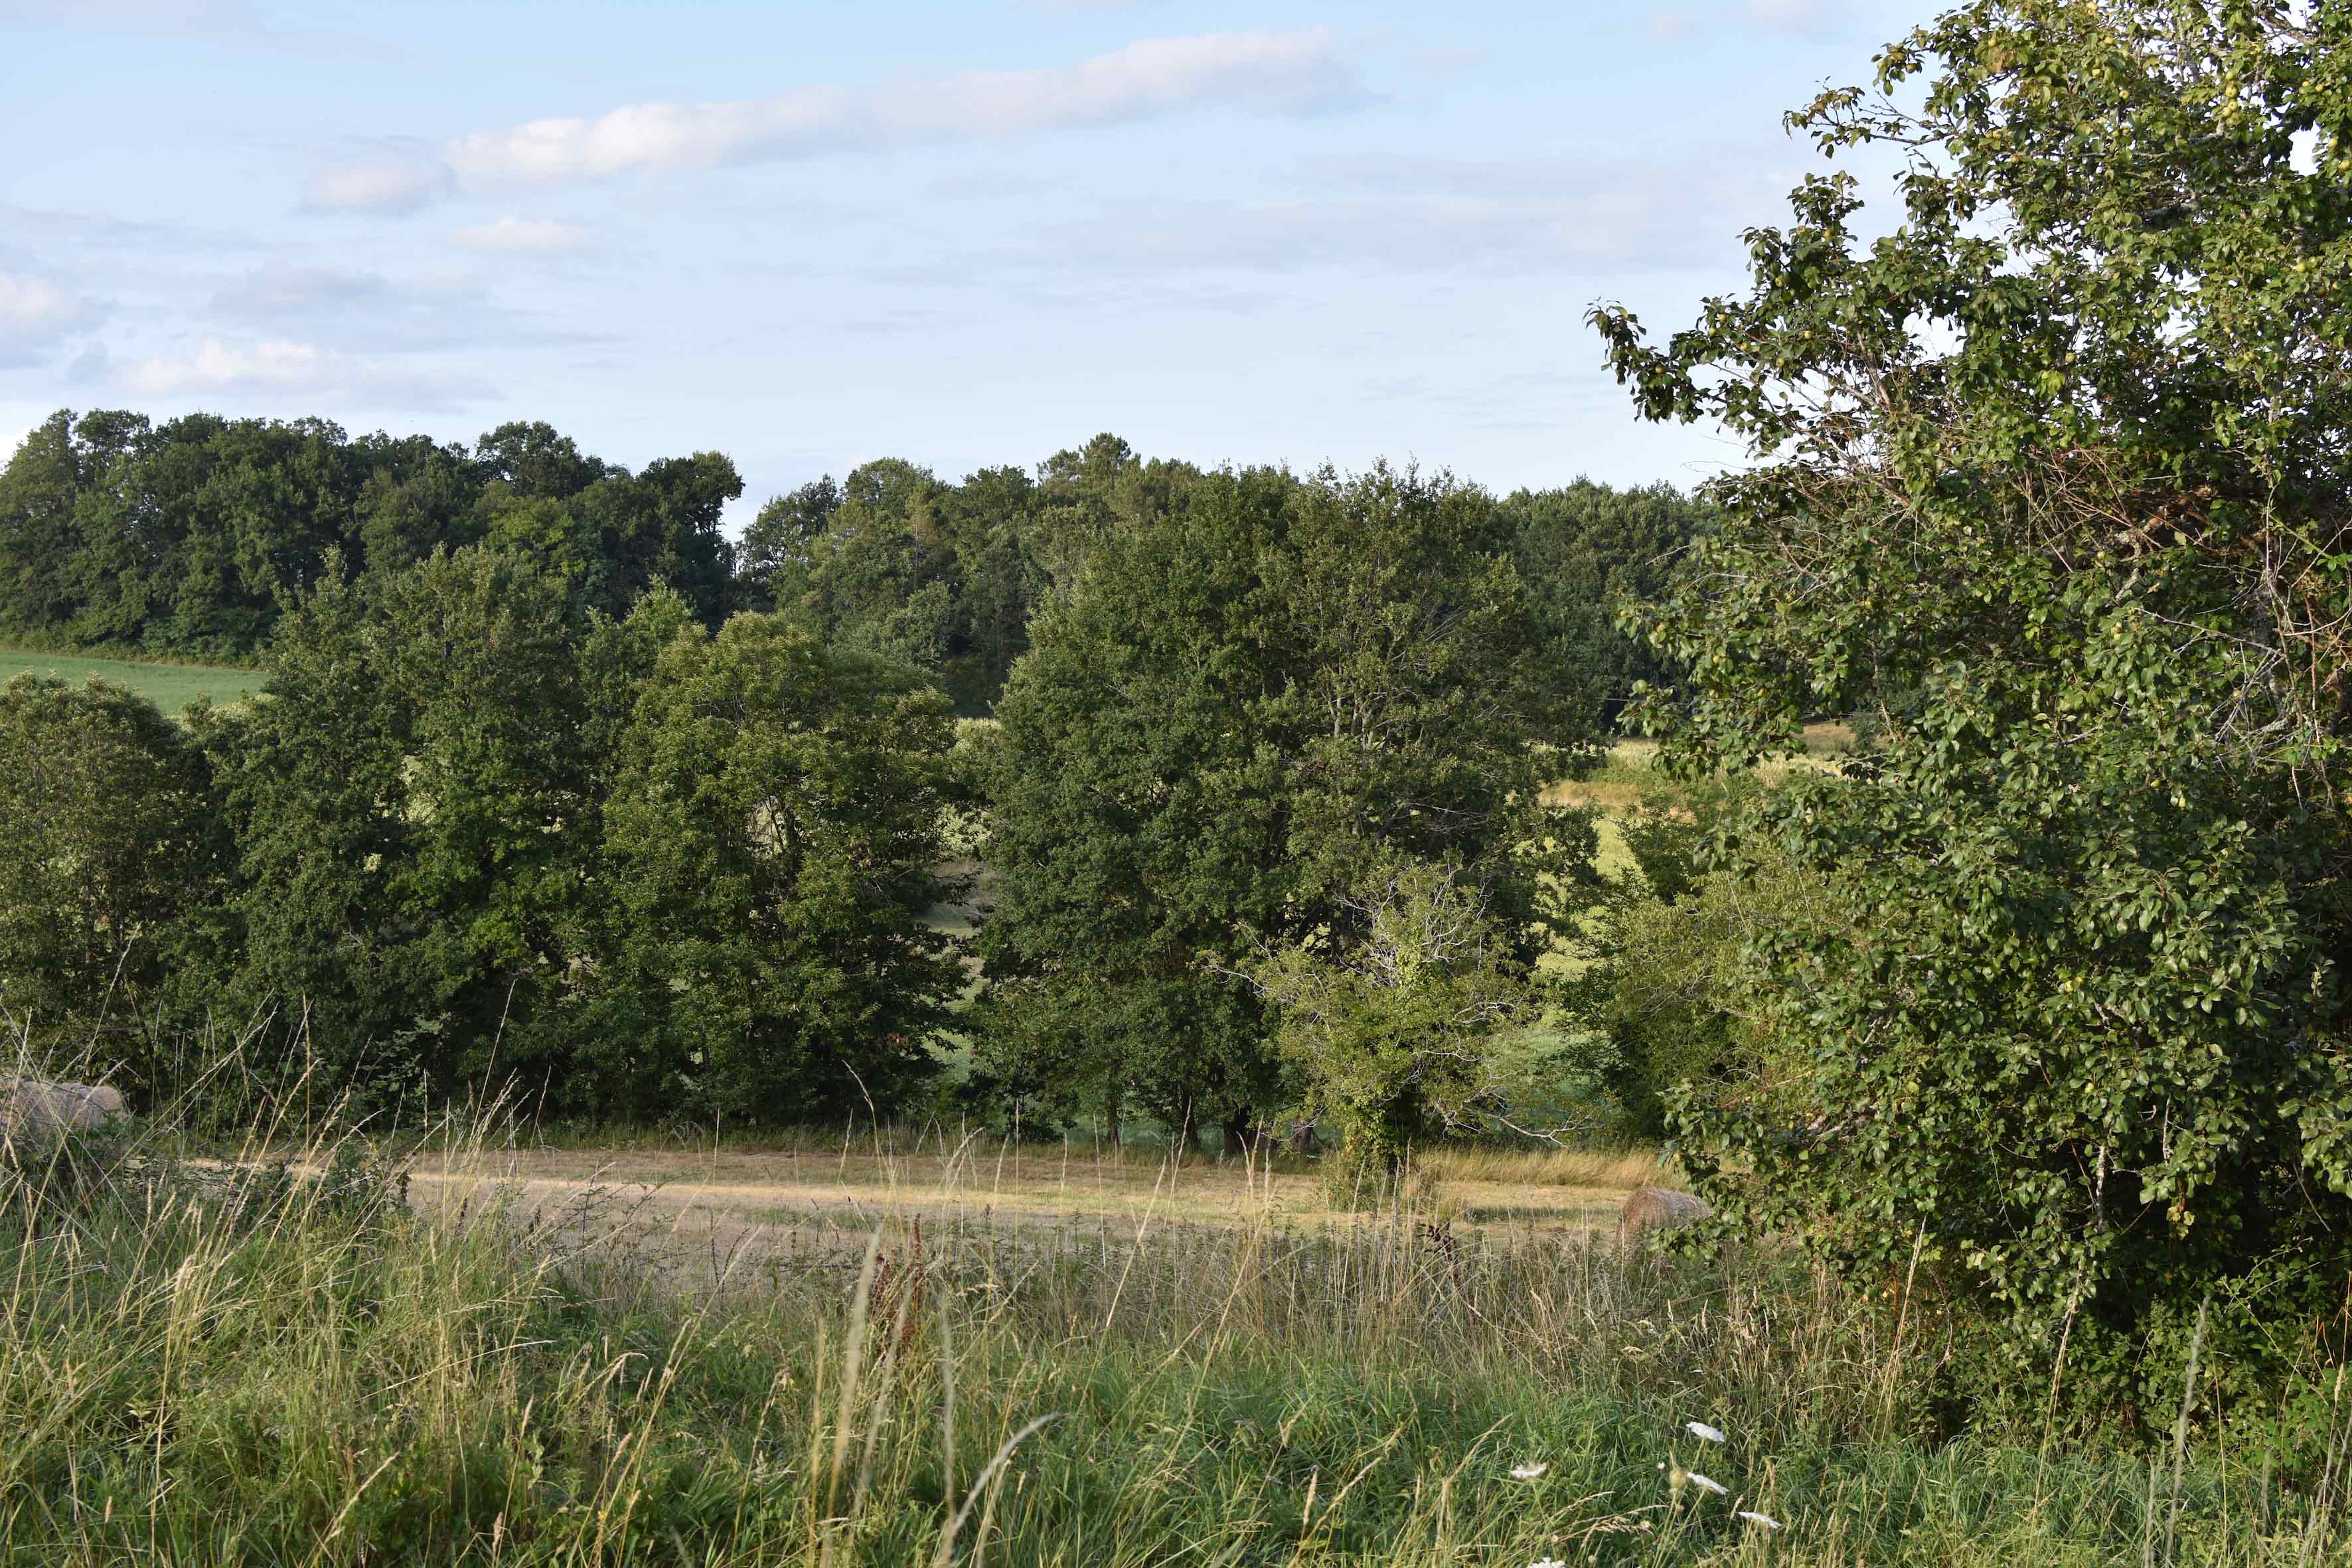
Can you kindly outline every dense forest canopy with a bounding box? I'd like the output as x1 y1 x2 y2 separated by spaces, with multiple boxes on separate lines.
0 410 742 652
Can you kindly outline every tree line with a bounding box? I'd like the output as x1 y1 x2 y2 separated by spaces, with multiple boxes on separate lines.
0 412 742 652
2 416 1703 721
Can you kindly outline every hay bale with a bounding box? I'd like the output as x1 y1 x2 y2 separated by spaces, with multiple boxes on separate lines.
1617 1185 1710 1245
0 1075 126 1148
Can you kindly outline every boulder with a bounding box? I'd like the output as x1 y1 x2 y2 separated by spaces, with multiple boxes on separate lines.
0 1075 127 1149
1617 1185 1711 1245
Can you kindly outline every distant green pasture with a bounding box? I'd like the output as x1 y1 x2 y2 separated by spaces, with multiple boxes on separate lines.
0 648 260 716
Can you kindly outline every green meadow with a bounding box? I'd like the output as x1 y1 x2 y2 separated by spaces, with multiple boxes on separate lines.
0 648 260 715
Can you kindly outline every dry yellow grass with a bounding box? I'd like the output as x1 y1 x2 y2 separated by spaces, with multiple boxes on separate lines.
405 1137 1650 1257
1419 1143 1670 1190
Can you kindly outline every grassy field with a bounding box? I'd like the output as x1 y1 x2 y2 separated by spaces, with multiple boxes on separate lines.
0 646 260 714
3 1115 2343 1565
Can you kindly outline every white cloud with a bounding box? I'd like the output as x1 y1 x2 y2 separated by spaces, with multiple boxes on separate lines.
450 215 588 254
118 337 491 409
0 274 82 333
305 30 1363 210
909 152 1784 281
300 154 454 214
0 272 99 364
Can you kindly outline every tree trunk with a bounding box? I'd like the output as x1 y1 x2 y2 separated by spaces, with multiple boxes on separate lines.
1222 1115 1253 1158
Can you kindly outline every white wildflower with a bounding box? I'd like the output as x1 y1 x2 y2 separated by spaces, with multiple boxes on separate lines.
1687 1472 1728 1496
1738 1510 1782 1529
1531 1559 1569 1568
1684 1420 1727 1444
1510 1462 1550 1480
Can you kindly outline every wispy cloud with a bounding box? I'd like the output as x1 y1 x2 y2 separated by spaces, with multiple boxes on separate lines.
891 151 1784 283
206 260 607 353
211 261 399 316
117 336 492 409
0 273 102 366
300 154 454 215
122 337 333 396
303 30 1366 212
450 216 588 255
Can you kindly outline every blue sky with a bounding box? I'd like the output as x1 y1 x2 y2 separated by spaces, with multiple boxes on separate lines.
0 0 1945 522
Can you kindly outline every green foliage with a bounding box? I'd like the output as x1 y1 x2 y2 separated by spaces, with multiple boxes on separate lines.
204 548 598 1107
1567 820 1835 1140
1500 478 1710 729
1255 862 1524 1194
1591 0 2352 1407
755 436 1208 716
582 615 965 1120
979 462 1593 1145
0 674 222 1089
